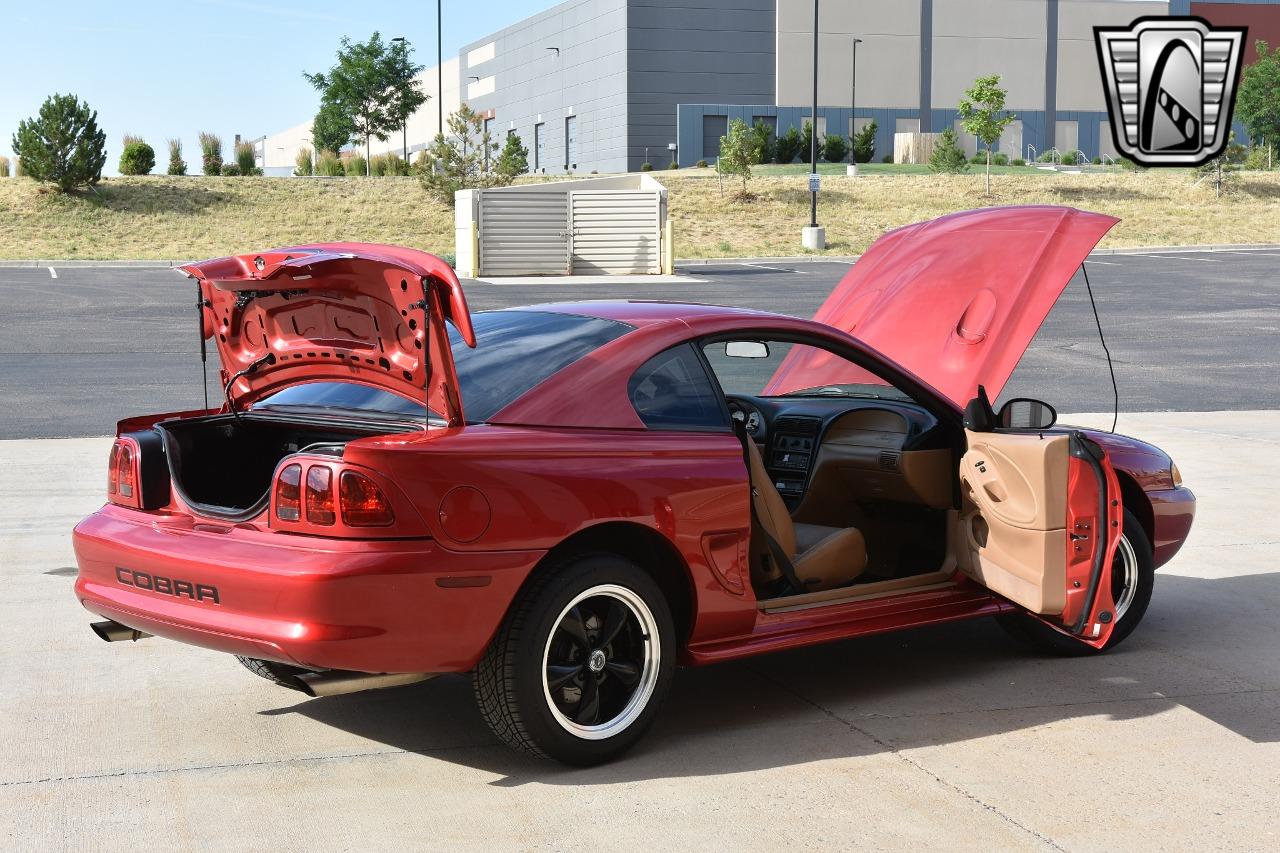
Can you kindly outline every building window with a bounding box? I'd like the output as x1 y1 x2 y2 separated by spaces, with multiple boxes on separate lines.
534 122 545 171
565 115 578 170
702 115 728 159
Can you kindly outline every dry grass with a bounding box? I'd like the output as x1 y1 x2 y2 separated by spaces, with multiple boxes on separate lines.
0 170 1278 261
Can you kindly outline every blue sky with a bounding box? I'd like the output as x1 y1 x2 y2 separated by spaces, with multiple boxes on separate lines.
0 0 549 173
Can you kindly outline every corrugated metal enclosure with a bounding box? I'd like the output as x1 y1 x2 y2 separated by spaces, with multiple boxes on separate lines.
456 175 669 278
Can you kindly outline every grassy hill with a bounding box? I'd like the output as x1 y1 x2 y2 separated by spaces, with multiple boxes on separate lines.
1 169 1277 261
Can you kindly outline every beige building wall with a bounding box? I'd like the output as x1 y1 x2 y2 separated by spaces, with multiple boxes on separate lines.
776 0 920 109
1056 0 1168 112
932 0 1047 110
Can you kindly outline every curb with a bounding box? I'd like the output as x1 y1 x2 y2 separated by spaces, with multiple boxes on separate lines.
1088 243 1280 255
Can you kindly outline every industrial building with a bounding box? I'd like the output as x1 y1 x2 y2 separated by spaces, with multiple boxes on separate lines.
262 0 1280 176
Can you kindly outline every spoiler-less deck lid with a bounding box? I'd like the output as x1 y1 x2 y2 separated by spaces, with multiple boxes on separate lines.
179 243 475 424
766 206 1119 408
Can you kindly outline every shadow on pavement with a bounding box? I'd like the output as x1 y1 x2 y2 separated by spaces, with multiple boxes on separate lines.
263 572 1280 784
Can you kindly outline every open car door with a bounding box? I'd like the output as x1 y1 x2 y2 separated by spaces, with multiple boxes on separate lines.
955 391 1123 648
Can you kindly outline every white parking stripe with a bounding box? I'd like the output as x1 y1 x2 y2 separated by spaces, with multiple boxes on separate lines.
1129 254 1222 262
47 267 57 279
738 263 809 274
1212 251 1280 258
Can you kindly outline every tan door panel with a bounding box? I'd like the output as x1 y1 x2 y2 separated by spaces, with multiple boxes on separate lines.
958 431 1069 615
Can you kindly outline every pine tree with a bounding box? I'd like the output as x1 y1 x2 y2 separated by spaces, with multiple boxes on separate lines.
11 93 107 191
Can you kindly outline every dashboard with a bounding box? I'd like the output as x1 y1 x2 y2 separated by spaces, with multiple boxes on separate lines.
727 394 953 513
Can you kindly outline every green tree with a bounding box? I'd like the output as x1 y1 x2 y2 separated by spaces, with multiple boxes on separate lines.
799 119 815 163
928 128 970 174
957 74 1015 194
717 117 754 197
852 119 877 163
305 32 426 175
418 104 505 206
386 37 429 158
495 132 529 179
749 119 775 164
1236 40 1280 166
118 140 155 175
312 98 355 154
11 93 107 192
774 125 803 164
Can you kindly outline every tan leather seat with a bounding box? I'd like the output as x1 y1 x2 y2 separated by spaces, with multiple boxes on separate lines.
746 440 868 592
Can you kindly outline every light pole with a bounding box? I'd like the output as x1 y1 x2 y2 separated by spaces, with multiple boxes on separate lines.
802 0 825 250
437 1 443 139
848 36 862 176
391 36 408 166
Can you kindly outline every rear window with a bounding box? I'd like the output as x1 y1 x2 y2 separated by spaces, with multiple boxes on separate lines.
254 310 632 422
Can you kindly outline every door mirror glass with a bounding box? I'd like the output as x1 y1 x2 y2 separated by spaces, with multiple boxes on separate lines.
724 340 770 359
998 398 1057 430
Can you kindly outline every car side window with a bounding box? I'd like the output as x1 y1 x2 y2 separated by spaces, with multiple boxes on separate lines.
629 344 727 430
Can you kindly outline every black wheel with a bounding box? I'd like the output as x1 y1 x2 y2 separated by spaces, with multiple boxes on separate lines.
235 655 312 691
473 553 675 765
997 508 1154 655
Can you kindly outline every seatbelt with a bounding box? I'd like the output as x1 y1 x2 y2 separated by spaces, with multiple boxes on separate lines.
732 419 810 595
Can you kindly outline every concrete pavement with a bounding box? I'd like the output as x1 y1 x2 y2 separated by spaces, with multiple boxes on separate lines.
3 410 1278 851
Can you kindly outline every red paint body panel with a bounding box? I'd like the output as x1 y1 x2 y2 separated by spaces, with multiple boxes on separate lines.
766 206 1119 407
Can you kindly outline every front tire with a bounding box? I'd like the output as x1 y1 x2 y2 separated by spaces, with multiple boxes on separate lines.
997 508 1155 655
473 554 675 765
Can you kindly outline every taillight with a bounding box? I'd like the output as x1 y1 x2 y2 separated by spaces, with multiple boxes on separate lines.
340 470 395 526
107 440 137 506
275 463 301 521
305 466 335 525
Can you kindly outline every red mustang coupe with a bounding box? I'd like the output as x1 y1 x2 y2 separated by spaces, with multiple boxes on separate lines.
73 206 1195 764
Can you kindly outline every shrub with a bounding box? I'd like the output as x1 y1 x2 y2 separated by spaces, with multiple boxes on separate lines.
220 163 241 176
315 149 344 176
1091 156 1102 165
0 156 9 177
1060 151 1078 166
1037 151 1058 163
822 133 849 163
992 152 1008 166
1011 158 1026 167
294 147 313 176
852 119 877 163
369 153 389 176
345 153 367 176
749 119 775 164
928 128 969 174
121 133 144 149
118 140 155 175
774 125 803 164
696 159 708 168
235 141 256 175
413 150 432 171
640 162 653 171
881 154 892 163
11 93 107 191
667 160 679 169
166 138 186 175
969 153 986 165
1243 145 1272 170
199 132 223 175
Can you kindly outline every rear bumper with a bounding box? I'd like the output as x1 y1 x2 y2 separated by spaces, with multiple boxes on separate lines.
1148 485 1196 568
72 505 544 673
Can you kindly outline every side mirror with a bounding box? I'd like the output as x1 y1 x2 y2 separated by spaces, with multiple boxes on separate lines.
725 340 770 359
998 398 1057 430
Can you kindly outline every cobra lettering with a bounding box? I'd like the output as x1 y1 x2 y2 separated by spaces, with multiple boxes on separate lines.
114 567 220 604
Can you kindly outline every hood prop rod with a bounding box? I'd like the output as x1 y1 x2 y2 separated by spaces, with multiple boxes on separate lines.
195 278 211 413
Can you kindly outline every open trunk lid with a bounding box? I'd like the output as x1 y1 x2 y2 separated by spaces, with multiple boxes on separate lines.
179 243 476 425
766 206 1119 407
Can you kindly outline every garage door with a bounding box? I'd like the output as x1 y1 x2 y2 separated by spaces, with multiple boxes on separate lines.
570 190 661 275
478 191 569 276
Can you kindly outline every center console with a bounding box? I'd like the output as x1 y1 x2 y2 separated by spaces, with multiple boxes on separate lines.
766 416 821 508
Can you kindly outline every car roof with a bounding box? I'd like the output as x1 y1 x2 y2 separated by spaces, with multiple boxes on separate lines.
515 300 784 329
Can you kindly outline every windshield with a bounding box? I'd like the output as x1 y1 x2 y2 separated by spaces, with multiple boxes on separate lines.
253 309 632 422
781 383 914 402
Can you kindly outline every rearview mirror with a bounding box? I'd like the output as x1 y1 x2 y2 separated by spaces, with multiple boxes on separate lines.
725 341 770 359
998 398 1057 430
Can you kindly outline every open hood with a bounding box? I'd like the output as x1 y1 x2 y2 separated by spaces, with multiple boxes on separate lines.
766 206 1119 408
179 243 475 424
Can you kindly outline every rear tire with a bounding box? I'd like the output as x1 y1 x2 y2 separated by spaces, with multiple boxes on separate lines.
473 553 675 765
997 508 1154 655
235 655 312 691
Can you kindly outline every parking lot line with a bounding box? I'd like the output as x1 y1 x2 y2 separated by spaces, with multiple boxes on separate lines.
47 267 56 279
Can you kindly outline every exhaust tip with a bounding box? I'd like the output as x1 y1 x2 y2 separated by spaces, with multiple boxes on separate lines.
91 620 151 643
295 670 434 698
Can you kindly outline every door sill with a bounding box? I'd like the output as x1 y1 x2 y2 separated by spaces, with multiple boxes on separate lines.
759 570 956 613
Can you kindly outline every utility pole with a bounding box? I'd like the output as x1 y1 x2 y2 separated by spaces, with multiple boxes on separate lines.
802 0 825 250
848 36 862 175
